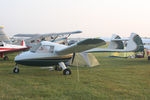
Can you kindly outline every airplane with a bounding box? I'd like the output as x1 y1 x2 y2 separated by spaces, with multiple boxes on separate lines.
142 38 150 60
0 26 10 43
85 33 144 53
13 33 144 75
14 38 106 75
0 27 29 60
13 30 82 47
102 35 149 59
142 38 150 50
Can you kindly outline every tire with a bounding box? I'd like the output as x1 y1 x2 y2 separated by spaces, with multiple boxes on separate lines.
13 68 19 73
63 68 71 75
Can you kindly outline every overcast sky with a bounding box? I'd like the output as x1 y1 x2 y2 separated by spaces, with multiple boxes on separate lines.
0 0 150 38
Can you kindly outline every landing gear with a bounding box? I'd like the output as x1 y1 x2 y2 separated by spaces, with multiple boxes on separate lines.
13 64 19 73
58 62 71 75
3 56 9 60
63 68 71 75
55 65 62 71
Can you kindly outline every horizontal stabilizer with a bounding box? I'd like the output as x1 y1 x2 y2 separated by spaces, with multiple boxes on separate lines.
84 48 131 52
56 38 106 55
111 39 129 41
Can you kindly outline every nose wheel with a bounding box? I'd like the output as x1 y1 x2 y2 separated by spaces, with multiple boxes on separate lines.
13 64 19 73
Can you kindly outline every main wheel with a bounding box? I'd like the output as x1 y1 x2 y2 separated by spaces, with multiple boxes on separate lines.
3 56 9 60
13 68 19 73
63 68 71 75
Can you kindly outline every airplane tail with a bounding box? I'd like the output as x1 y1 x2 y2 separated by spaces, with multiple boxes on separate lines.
85 33 144 53
21 40 26 47
0 27 10 43
108 33 144 52
108 34 124 49
125 33 144 52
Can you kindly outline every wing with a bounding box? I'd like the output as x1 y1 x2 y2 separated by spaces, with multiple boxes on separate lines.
14 30 82 38
14 34 40 37
14 30 82 43
56 38 106 55
43 30 82 36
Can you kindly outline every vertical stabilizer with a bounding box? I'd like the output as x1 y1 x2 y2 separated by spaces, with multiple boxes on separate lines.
21 40 26 47
126 33 144 52
0 27 10 43
108 34 124 49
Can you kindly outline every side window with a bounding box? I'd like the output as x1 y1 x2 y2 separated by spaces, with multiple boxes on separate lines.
38 45 49 52
33 45 54 53
49 46 54 53
30 43 41 52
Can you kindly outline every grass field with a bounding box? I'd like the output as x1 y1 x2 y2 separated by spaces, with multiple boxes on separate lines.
0 52 150 100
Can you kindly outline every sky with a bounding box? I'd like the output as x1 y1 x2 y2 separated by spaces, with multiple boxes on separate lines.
0 0 150 38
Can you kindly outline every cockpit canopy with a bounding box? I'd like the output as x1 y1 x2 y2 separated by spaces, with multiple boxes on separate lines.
30 43 54 53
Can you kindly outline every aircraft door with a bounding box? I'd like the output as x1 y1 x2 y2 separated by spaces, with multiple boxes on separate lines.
49 46 54 53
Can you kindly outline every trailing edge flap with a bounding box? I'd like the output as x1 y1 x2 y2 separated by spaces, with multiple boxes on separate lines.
56 38 106 55
85 33 144 53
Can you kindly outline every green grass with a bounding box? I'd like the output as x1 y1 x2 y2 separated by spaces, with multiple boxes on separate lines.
0 52 150 100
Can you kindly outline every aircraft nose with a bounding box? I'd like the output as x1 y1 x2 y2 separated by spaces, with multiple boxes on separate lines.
15 51 32 63
14 54 22 62
14 55 19 61
14 51 28 62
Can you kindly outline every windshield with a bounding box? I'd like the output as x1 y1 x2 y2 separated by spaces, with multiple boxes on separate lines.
30 43 55 53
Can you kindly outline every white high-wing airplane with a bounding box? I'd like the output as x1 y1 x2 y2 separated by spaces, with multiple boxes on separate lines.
14 38 106 75
13 33 144 75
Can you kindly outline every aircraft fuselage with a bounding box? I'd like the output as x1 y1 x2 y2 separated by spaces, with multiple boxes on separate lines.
15 51 73 66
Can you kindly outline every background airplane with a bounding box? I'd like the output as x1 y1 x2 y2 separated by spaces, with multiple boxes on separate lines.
85 33 144 53
142 38 150 60
142 38 150 49
13 30 82 47
0 27 10 43
0 27 29 60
